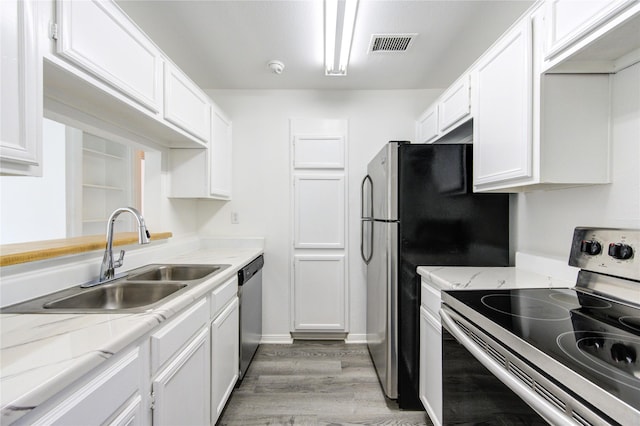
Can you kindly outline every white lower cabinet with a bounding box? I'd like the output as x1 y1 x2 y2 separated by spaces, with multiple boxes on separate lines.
25 348 145 426
420 278 443 426
152 327 211 426
17 277 242 426
211 297 240 424
419 307 442 426
293 255 346 331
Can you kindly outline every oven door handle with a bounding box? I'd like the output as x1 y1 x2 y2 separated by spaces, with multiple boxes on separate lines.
440 307 577 426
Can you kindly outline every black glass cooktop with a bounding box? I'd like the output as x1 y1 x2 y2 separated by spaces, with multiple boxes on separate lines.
443 288 640 411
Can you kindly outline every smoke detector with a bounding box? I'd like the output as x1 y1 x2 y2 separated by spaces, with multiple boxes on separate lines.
267 60 285 74
369 34 417 53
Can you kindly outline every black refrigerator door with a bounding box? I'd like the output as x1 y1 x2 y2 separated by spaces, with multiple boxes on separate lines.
396 143 510 409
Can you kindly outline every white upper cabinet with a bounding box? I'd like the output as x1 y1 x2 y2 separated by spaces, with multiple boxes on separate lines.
209 107 233 199
164 62 211 143
542 0 640 72
169 104 233 200
415 74 471 144
56 0 162 113
438 75 471 133
473 5 611 192
473 19 533 187
417 106 439 144
0 0 42 176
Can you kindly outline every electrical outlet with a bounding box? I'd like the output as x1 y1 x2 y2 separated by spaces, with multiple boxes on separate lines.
231 211 239 224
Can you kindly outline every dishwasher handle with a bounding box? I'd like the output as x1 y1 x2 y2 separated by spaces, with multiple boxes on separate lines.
238 255 264 285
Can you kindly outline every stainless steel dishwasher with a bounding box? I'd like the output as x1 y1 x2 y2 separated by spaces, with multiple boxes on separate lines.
237 255 264 380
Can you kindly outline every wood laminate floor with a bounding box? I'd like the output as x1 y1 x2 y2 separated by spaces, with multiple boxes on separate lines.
217 340 432 426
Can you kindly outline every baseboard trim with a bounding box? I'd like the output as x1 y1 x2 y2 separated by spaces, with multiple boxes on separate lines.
291 332 347 341
260 334 294 344
345 333 367 344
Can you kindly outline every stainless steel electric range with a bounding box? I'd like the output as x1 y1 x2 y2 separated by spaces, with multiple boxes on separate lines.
441 227 639 425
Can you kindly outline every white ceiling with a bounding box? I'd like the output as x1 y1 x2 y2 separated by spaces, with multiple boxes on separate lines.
116 0 534 90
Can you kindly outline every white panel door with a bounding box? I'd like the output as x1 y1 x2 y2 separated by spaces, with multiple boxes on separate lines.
211 298 239 424
57 0 162 112
209 107 233 199
417 106 439 144
164 62 211 142
294 255 346 330
293 136 345 168
473 19 533 187
420 307 443 426
0 0 42 176
545 0 632 60
438 74 471 133
294 175 345 249
152 327 210 426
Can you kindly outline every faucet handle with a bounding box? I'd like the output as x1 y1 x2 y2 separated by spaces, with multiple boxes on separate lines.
114 250 126 268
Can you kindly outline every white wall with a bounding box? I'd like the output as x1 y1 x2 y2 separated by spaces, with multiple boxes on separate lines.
200 89 439 339
0 119 67 244
515 63 640 259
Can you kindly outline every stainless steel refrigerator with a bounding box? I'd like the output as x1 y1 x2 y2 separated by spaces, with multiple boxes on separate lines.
360 141 510 409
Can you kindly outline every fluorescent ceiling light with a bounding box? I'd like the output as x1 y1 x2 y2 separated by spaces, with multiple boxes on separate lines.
325 0 358 76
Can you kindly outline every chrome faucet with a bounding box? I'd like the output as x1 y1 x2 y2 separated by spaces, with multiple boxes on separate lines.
98 207 151 282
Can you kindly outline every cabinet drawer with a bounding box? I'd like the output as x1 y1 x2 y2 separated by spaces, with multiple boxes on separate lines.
421 278 442 318
31 348 141 425
211 277 238 319
151 298 209 374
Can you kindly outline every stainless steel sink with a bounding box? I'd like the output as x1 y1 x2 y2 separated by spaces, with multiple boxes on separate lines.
2 263 230 313
43 282 187 310
127 264 223 281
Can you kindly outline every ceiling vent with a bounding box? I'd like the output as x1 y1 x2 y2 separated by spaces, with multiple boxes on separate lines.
369 33 417 53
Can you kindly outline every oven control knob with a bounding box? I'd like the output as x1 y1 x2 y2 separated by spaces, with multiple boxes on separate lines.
580 240 602 255
611 343 636 364
608 243 634 260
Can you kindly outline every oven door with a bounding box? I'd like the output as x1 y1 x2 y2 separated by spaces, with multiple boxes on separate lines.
440 306 605 426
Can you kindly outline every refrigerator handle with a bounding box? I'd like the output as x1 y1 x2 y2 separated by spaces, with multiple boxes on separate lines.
360 175 373 219
360 175 374 264
361 219 373 264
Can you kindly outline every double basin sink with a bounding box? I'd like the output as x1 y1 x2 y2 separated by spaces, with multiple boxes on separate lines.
3 264 230 314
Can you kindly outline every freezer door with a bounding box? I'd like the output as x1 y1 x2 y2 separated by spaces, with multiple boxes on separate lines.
367 143 399 221
366 220 399 399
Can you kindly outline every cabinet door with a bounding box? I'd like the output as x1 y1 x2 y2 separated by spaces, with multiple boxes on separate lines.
210 108 233 199
211 298 240 423
164 62 211 142
293 255 346 331
106 395 143 426
30 349 143 425
417 106 439 144
56 0 162 112
420 307 442 426
294 175 345 249
152 327 210 426
545 0 632 60
473 19 533 188
438 75 471 133
0 0 42 176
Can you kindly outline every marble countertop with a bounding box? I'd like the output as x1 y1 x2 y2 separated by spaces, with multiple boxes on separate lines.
0 247 262 424
417 265 575 291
